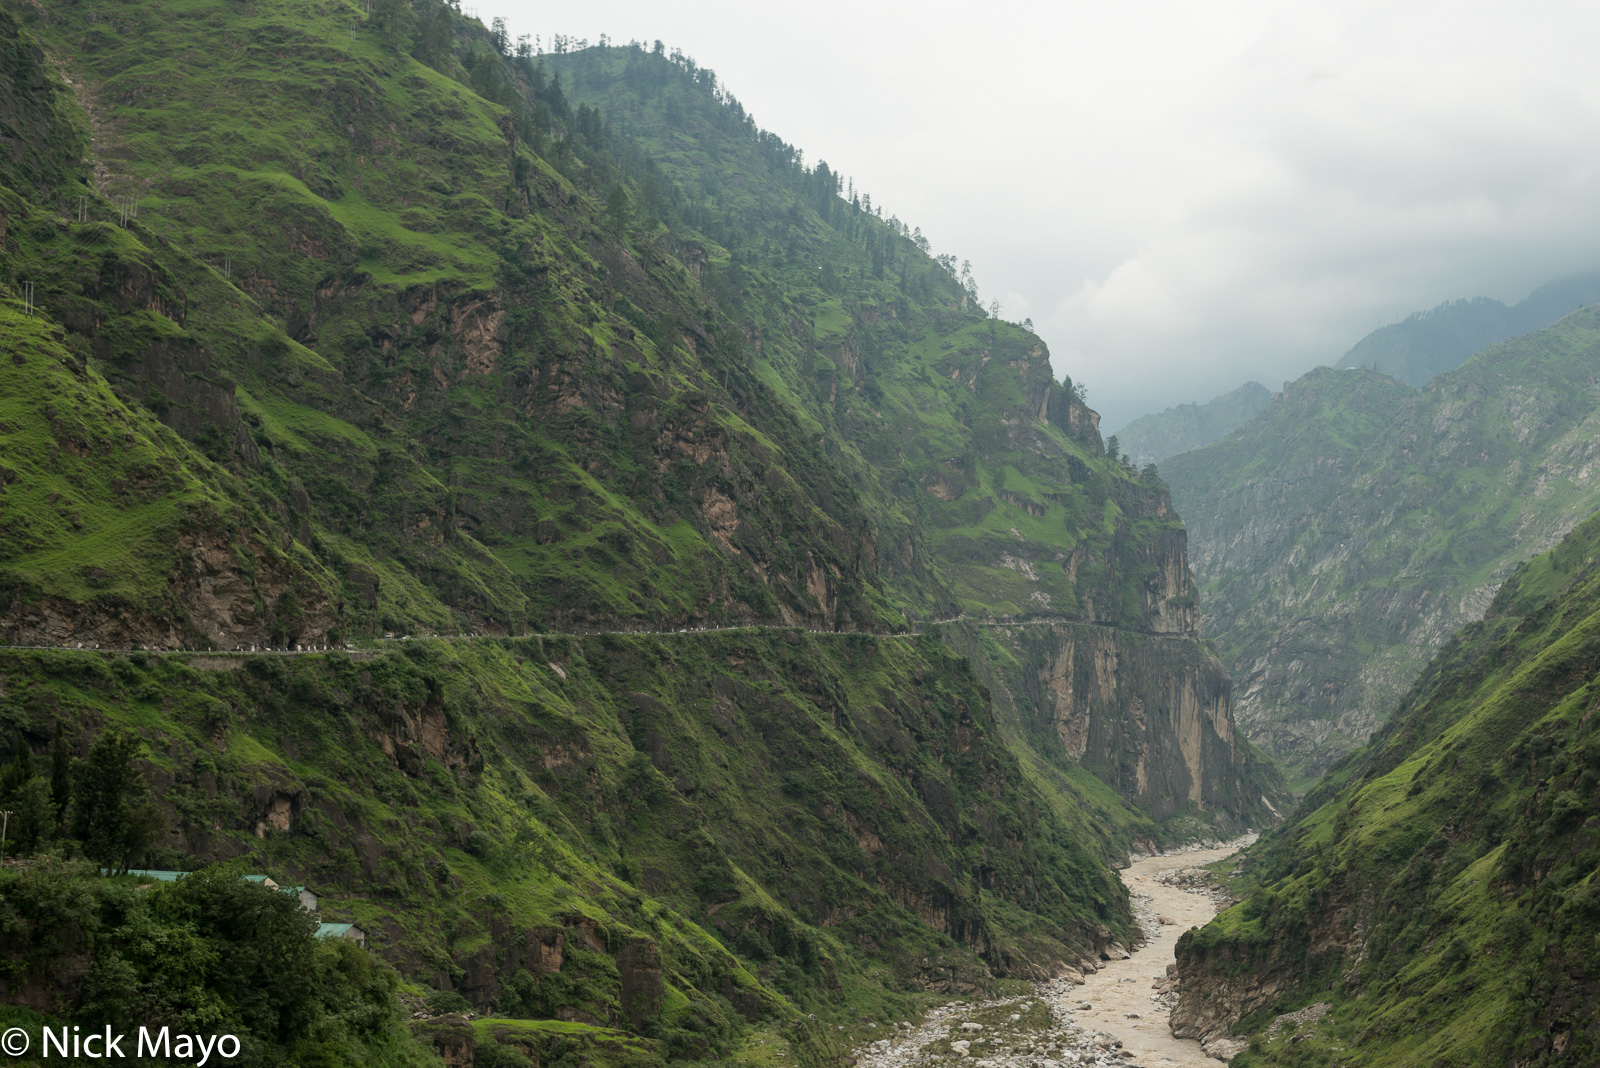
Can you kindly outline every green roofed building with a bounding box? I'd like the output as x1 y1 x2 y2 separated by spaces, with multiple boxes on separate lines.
316 923 366 946
240 874 318 911
117 869 188 882
115 871 318 913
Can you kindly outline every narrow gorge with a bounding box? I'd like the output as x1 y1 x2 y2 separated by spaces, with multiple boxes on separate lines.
0 3 1283 1066
9 1 1590 1066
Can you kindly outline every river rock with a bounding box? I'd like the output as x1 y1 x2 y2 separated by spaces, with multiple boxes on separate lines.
1203 1037 1248 1061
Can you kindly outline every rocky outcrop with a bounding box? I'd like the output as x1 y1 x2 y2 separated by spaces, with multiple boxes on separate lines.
1171 928 1306 1051
0 528 338 651
1167 323 1600 783
997 623 1276 829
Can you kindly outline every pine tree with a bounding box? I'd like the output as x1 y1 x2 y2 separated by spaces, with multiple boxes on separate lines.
605 183 632 236
370 0 415 53
72 728 151 872
0 731 30 801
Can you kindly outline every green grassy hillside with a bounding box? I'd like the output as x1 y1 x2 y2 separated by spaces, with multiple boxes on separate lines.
0 0 1285 1060
540 46 1285 830
5 0 1214 642
1173 508 1600 1067
1 631 1130 1066
0 0 1284 821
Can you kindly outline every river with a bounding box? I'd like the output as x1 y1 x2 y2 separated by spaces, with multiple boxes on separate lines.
845 837 1252 1068
1070 839 1253 1065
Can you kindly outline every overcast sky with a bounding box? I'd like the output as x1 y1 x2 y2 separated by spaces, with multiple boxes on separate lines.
498 0 1600 430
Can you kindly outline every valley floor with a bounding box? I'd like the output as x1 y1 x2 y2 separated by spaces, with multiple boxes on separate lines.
1076 842 1252 1065
847 840 1252 1068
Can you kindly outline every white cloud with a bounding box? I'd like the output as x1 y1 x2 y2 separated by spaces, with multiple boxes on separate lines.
502 0 1600 427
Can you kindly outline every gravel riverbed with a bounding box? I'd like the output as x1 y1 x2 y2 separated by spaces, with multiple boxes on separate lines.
847 838 1254 1068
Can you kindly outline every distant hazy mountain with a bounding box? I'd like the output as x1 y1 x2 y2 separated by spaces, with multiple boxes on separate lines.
1116 272 1600 469
1113 381 1272 467
1345 271 1600 386
1165 304 1600 788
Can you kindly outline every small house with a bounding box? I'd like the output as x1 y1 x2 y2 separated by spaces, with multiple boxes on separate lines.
316 923 366 946
245 875 318 913
113 872 318 915
285 885 319 913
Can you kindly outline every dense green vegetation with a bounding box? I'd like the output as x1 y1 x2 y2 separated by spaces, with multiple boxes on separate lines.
1 0 1191 640
0 861 437 1067
0 632 1132 1065
1167 309 1600 788
0 0 1283 1060
1175 508 1600 1067
539 45 1166 623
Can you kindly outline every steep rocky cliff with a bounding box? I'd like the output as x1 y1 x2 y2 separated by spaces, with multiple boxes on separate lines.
1173 508 1600 1067
547 48 1286 838
1167 314 1600 786
1 0 1279 1060
980 623 1278 831
940 511 1283 836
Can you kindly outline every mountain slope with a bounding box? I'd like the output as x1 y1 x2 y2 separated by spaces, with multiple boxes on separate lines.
1113 381 1272 469
1166 309 1600 787
1 0 1280 1060
0 0 1284 829
544 46 1284 833
1114 271 1600 476
1173 507 1600 1067
1345 271 1600 387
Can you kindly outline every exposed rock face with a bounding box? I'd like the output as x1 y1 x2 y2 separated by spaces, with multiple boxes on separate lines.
1171 926 1305 1049
1166 370 1419 781
1167 320 1600 783
973 614 1282 831
1018 626 1255 823
0 524 337 650
840 315 1287 830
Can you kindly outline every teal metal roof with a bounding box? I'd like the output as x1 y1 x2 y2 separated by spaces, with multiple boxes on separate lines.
115 869 188 881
